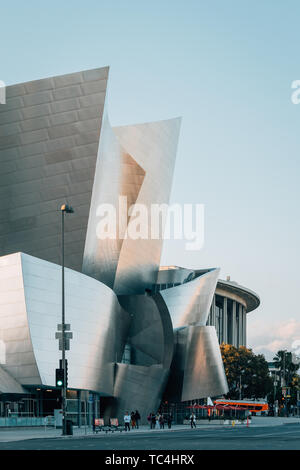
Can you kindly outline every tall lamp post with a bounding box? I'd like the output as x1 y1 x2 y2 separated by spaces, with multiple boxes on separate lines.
61 204 74 435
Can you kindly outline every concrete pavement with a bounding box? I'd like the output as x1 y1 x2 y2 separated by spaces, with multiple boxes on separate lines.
1 422 300 450
0 417 299 443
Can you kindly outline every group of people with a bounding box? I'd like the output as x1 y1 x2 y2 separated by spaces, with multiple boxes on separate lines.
123 410 198 430
123 410 141 431
147 412 173 429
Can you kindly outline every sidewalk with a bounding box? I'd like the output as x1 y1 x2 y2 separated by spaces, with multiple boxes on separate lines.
0 425 187 443
0 418 299 443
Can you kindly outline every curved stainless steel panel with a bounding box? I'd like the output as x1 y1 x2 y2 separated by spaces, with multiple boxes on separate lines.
0 68 109 273
0 252 131 395
82 111 145 288
0 365 26 394
164 326 228 402
108 363 170 424
0 253 40 386
181 326 229 401
160 268 220 328
103 293 174 422
157 266 195 285
118 293 174 368
113 118 181 295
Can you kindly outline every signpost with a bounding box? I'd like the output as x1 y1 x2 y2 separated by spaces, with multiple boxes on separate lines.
55 203 74 435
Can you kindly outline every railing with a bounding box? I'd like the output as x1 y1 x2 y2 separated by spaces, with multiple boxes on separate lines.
0 417 47 427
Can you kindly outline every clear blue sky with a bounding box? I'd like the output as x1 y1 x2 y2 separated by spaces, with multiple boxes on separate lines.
1 0 300 359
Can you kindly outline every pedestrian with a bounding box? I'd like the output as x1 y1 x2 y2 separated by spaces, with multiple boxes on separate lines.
131 411 136 429
135 410 141 429
190 412 196 429
167 413 172 429
159 414 165 429
124 411 131 431
155 413 160 429
151 413 156 429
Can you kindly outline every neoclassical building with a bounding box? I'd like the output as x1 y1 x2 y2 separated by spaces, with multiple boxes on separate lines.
0 67 259 422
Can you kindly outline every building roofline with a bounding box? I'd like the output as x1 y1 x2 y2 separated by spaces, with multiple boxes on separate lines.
216 279 260 313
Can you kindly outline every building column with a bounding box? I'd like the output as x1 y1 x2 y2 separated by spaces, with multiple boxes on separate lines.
232 301 237 347
77 390 81 428
236 303 241 347
243 309 247 347
239 306 243 347
223 297 228 344
211 295 216 328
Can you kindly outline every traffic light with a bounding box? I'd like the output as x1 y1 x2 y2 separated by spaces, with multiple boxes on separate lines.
56 368 64 388
59 359 68 387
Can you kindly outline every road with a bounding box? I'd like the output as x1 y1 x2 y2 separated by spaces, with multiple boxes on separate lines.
0 423 299 450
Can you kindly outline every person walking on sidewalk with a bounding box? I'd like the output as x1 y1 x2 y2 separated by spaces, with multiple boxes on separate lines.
159 414 165 429
190 412 196 429
167 413 172 429
135 410 141 429
124 412 131 431
131 411 136 429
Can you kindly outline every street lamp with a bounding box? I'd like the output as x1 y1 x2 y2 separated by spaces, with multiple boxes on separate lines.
60 204 74 435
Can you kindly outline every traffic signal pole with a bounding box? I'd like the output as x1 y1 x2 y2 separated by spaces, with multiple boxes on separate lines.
61 208 67 436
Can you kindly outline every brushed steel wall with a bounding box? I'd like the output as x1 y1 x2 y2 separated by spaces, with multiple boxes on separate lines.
160 268 220 328
82 110 145 289
0 67 109 273
0 68 238 416
0 365 26 394
157 266 195 285
164 326 228 402
113 118 181 294
156 267 229 402
118 294 174 368
0 253 40 386
105 363 169 424
0 252 131 395
181 326 229 401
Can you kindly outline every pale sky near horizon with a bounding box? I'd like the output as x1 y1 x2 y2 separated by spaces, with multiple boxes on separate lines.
1 0 300 360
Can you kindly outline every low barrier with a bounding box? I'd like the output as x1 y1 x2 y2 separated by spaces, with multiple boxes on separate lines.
0 417 47 427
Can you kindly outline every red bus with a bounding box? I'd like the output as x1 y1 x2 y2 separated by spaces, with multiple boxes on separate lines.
214 399 269 414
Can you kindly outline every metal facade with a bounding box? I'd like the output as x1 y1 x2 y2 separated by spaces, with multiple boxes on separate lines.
0 68 260 421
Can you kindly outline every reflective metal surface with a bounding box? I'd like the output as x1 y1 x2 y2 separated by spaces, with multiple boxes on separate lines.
113 118 181 294
157 266 195 285
108 363 169 423
156 267 228 402
0 252 131 395
181 326 229 401
118 294 174 368
160 267 220 328
82 111 145 288
0 68 263 421
0 365 26 394
0 253 40 386
164 326 228 402
0 67 109 273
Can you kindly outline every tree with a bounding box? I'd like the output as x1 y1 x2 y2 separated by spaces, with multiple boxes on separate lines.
220 343 273 400
273 350 299 387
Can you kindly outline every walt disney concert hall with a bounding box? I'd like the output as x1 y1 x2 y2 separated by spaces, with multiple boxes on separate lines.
0 67 260 423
